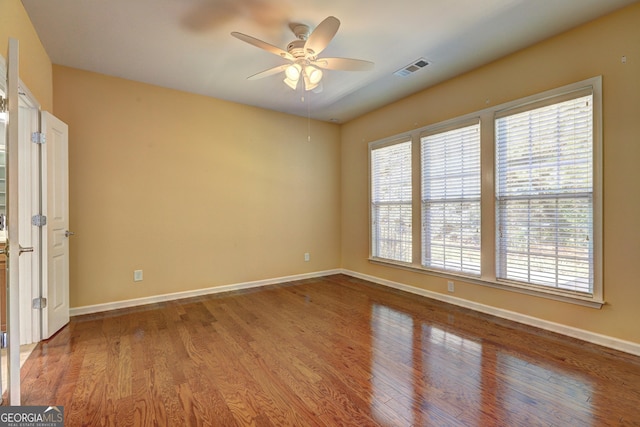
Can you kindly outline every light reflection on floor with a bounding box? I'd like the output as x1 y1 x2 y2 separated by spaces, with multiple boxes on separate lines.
369 302 594 425
371 304 414 425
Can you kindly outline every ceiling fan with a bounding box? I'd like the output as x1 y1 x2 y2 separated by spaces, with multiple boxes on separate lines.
231 16 374 92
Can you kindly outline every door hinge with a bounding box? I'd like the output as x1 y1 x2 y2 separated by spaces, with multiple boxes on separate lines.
0 97 7 113
32 214 47 227
0 332 6 349
33 297 47 309
31 131 46 144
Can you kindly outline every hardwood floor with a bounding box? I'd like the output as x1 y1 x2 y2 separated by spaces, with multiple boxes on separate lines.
16 274 640 426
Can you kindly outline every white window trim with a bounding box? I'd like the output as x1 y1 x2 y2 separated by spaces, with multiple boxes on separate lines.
368 76 603 308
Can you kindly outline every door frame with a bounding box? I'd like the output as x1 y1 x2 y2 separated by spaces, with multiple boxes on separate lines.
6 36 21 405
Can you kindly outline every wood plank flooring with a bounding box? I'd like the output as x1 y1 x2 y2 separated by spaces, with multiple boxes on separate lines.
15 274 640 425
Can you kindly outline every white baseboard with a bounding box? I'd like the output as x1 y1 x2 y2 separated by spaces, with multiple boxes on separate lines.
69 269 342 317
342 269 640 357
70 268 640 357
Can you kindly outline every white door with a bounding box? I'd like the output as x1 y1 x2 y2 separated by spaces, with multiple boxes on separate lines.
41 112 70 339
18 88 41 345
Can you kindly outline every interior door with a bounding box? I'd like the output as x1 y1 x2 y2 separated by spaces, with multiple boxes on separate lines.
41 112 70 339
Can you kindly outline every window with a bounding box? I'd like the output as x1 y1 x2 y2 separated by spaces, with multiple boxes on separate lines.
368 77 602 306
496 92 594 294
370 140 412 263
421 122 481 275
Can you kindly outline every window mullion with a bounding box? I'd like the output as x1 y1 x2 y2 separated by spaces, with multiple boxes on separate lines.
481 111 496 282
412 132 422 266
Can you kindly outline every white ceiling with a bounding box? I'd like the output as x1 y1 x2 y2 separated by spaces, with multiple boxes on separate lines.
21 0 635 123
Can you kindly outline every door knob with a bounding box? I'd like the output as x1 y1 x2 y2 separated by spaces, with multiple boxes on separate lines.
65 230 75 237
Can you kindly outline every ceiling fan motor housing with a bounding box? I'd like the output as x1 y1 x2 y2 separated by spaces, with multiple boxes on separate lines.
287 39 310 59
291 24 310 40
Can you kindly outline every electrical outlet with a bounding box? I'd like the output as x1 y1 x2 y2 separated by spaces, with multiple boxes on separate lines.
304 252 310 262
134 270 143 282
447 281 454 292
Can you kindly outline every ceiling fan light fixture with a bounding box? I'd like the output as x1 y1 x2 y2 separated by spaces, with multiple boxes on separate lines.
305 66 323 85
283 76 299 90
311 82 323 94
303 77 317 91
285 63 301 81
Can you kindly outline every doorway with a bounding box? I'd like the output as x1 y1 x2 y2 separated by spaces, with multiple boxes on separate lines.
0 50 42 403
1 40 70 404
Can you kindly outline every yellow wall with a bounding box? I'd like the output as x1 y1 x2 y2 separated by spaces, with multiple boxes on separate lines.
53 66 341 307
0 0 53 111
7 0 640 346
341 3 640 344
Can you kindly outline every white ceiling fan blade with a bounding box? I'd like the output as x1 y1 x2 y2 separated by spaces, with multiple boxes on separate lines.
247 64 291 80
231 32 295 61
312 57 374 71
304 16 340 57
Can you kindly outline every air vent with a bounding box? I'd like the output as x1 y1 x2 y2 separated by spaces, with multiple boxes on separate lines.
394 58 431 77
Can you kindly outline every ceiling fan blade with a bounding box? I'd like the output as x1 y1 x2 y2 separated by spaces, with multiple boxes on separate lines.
312 57 374 71
304 16 340 57
231 32 294 61
247 64 291 80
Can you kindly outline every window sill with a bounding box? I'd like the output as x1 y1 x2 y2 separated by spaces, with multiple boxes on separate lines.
368 258 604 309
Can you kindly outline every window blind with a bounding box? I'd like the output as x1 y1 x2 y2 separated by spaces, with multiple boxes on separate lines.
495 94 593 293
371 141 412 263
421 123 481 275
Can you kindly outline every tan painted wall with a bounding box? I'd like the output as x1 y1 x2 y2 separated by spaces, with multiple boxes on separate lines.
341 3 640 344
0 0 53 111
53 66 341 307
8 0 640 346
